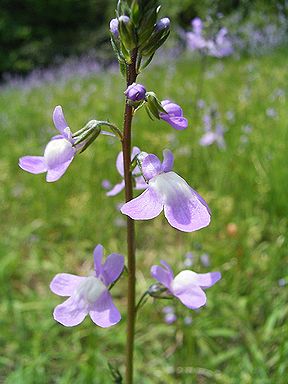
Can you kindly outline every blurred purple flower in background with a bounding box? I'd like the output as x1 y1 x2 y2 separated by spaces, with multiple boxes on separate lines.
50 245 124 327
151 260 221 309
121 149 211 232
200 253 211 267
266 107 277 118
186 17 233 58
162 306 177 324
200 121 226 149
19 106 76 182
183 252 194 268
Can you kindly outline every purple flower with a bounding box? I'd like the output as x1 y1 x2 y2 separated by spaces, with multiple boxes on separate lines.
19 106 76 182
200 253 211 267
121 149 211 232
162 306 177 324
107 146 147 197
124 83 146 102
159 100 188 130
199 123 226 149
210 28 233 58
151 260 221 309
50 244 124 327
191 17 203 35
183 252 194 268
110 18 119 37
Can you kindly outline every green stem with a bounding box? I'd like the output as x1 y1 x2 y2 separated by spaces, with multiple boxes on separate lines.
122 48 138 384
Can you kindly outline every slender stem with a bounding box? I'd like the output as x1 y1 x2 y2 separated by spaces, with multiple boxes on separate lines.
135 291 149 314
122 48 138 384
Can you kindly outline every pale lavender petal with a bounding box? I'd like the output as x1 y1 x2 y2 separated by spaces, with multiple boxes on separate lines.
141 154 162 180
46 159 73 182
115 150 125 177
102 253 124 285
196 272 221 289
135 176 148 190
93 244 104 276
161 174 211 232
192 188 212 215
174 285 207 309
160 260 174 278
132 146 141 157
115 146 140 177
53 105 69 135
150 264 173 289
161 99 171 107
106 181 125 197
160 115 188 130
199 132 217 146
161 149 174 172
53 297 87 327
162 102 183 117
50 273 85 296
89 291 121 328
121 188 163 220
19 156 47 174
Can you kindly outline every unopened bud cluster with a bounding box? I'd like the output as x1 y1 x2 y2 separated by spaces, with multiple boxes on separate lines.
110 0 170 73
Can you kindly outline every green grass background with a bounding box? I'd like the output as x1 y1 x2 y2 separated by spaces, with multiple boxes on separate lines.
0 46 288 383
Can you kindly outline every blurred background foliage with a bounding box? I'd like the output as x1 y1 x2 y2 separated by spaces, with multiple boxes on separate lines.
0 0 286 78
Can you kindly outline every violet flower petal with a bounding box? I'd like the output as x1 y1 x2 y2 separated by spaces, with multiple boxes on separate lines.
149 171 210 232
141 154 162 180
102 253 124 285
150 264 173 289
161 149 174 172
53 296 87 327
89 291 121 328
120 188 163 220
174 285 207 309
46 159 73 182
106 180 125 196
134 176 147 190
19 156 47 174
160 115 188 130
93 244 104 275
163 192 210 232
50 273 85 296
196 272 221 289
162 102 183 117
53 106 69 135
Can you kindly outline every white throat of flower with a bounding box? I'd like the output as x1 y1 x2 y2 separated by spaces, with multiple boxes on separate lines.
75 276 106 306
149 171 194 204
171 270 198 293
44 138 74 169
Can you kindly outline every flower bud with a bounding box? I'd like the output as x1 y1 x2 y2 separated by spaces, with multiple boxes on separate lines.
119 15 130 24
155 17 170 31
124 83 146 101
109 18 119 37
140 17 170 57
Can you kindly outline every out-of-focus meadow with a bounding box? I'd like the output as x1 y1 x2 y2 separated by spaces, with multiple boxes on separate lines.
1 1 288 383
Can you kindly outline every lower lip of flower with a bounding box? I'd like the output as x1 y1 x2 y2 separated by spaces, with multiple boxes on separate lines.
149 171 193 204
